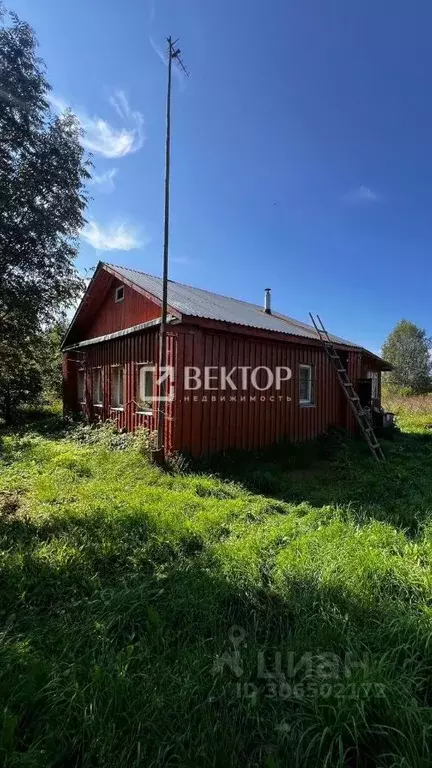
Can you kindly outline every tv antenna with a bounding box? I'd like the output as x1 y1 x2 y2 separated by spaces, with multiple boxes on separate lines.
156 36 189 457
167 37 190 77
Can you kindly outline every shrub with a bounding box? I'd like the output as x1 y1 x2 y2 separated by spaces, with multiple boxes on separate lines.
69 419 158 457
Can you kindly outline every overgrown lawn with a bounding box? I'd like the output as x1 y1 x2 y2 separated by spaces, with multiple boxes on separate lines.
1 412 432 766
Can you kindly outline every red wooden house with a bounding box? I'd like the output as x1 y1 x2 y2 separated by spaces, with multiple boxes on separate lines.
62 262 391 456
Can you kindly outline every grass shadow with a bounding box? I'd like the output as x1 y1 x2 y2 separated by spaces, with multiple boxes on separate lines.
0 501 431 767
192 427 432 534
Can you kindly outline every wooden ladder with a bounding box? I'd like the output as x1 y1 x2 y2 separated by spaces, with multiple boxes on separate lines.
309 313 385 462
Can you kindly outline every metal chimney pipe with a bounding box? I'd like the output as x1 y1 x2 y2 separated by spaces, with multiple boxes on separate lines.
264 288 271 314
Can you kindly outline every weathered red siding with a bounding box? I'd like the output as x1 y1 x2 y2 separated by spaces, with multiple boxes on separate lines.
63 319 381 457
172 326 346 455
62 352 78 411
83 278 161 340
63 329 176 452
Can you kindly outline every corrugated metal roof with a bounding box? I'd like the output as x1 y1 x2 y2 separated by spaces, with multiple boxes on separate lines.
107 263 359 347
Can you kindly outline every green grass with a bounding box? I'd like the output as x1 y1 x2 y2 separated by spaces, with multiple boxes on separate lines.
383 392 432 433
1 411 432 767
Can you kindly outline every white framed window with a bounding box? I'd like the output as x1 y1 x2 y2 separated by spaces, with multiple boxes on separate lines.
137 365 154 414
77 369 86 404
299 364 314 406
92 368 103 405
111 366 124 409
366 371 379 400
115 286 124 303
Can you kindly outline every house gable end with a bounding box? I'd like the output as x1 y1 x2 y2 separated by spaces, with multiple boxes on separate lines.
62 263 180 348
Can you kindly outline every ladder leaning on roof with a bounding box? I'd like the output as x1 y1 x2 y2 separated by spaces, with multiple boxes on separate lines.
309 313 385 462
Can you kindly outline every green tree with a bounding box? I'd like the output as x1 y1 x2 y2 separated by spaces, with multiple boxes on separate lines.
0 318 69 421
0 348 42 423
382 320 432 394
0 4 89 421
38 316 70 401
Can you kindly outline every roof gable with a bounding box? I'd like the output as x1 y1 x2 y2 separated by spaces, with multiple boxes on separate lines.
62 262 392 369
62 262 171 348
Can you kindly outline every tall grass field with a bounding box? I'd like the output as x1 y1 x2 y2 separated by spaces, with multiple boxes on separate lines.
1 400 432 767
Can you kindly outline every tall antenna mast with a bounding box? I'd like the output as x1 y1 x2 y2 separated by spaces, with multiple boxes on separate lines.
156 36 189 457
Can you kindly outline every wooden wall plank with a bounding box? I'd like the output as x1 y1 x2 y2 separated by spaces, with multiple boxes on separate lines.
63 323 372 457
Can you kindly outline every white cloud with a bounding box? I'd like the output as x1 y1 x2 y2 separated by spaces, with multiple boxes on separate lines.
149 0 156 25
81 221 146 251
149 36 166 66
89 168 117 193
171 255 193 265
344 185 382 204
108 91 136 122
49 93 145 158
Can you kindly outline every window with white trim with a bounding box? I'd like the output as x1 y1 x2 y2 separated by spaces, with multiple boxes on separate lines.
92 368 103 405
77 369 85 404
115 286 124 303
111 366 124 408
299 364 314 406
137 365 154 413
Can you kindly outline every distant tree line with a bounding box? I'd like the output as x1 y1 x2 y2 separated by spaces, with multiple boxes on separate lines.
382 320 432 395
0 4 90 422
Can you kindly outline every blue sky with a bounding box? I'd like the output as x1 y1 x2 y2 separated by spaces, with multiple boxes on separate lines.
10 0 432 352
